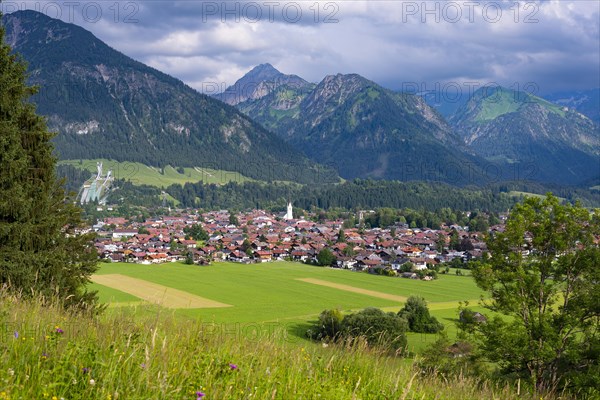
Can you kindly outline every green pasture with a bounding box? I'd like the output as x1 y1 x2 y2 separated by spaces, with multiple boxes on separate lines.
89 282 139 303
59 159 254 187
475 88 565 122
91 261 486 350
509 191 567 202
475 91 521 121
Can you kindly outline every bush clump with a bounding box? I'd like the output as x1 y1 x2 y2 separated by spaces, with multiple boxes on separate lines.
398 296 444 333
307 307 407 353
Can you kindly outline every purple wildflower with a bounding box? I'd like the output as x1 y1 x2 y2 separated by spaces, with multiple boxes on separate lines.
229 363 237 370
196 391 205 399
14 331 19 339
55 327 64 334
82 367 90 374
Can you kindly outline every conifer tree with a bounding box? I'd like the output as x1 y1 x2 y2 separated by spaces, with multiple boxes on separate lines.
0 22 98 309
336 228 346 243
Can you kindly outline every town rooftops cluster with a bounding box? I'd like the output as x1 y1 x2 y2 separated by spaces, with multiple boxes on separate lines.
94 209 499 275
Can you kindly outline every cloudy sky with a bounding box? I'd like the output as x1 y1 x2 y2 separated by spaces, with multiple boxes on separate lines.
5 0 599 95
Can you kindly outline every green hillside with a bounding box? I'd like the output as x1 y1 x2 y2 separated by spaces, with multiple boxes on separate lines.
474 88 565 122
59 159 254 188
508 190 567 202
452 86 599 185
474 89 521 121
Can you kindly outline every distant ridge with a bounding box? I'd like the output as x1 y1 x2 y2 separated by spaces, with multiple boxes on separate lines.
451 86 600 185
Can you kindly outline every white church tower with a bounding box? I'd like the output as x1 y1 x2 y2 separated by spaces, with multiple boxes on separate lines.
283 202 293 220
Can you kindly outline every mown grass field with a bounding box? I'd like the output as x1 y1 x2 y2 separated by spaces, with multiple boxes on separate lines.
90 261 485 352
59 159 254 187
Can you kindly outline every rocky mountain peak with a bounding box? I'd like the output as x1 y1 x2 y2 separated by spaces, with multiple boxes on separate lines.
214 63 310 106
2 10 81 48
245 63 281 81
306 73 373 108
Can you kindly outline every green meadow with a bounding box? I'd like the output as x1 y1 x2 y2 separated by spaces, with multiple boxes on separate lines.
509 191 567 202
59 159 254 187
90 261 485 352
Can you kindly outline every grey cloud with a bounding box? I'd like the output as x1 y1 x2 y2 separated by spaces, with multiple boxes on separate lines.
4 0 598 94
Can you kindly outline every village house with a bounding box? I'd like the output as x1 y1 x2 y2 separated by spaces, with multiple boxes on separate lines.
112 229 138 240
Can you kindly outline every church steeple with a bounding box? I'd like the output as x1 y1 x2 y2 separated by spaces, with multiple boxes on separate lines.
284 201 293 220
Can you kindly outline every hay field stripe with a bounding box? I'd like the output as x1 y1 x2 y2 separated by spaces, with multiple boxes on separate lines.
92 274 232 309
296 278 408 303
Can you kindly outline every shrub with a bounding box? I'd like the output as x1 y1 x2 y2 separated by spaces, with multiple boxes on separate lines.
342 308 408 352
306 308 344 341
398 296 444 333
307 307 408 354
418 335 485 379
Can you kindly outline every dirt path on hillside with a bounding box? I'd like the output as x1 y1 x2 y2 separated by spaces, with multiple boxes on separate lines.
296 278 408 303
92 274 232 309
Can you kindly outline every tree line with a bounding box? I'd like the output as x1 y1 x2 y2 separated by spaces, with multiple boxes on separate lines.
162 179 517 212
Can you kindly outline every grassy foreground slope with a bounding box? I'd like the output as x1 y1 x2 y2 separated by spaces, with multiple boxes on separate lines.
1 292 526 399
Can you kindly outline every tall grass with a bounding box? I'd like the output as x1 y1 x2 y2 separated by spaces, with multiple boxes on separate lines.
0 292 544 399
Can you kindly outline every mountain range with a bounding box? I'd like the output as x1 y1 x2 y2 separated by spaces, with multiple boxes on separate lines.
2 10 598 188
1 10 337 184
543 89 600 124
230 64 488 184
423 87 600 124
222 64 599 186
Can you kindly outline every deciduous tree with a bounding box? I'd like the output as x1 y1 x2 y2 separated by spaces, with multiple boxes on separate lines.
398 296 443 333
472 194 600 396
316 248 335 266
